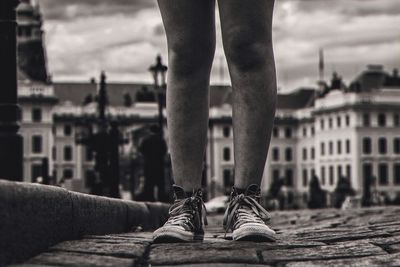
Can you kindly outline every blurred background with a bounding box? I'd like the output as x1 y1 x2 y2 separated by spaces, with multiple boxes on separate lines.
16 0 400 210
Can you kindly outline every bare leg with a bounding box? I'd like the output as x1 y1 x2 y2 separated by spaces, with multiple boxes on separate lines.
218 0 277 189
157 0 216 191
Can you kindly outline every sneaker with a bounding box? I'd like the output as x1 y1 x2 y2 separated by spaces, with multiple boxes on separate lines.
153 185 207 242
223 184 276 242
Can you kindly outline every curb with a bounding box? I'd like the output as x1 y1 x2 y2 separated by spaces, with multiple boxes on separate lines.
0 180 169 266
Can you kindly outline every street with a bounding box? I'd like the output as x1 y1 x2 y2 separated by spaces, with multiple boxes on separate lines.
15 207 400 267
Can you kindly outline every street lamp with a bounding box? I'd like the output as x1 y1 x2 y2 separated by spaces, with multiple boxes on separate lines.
75 71 125 198
149 54 168 138
148 55 168 201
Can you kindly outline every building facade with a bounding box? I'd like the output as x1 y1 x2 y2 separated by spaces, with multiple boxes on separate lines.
16 0 400 201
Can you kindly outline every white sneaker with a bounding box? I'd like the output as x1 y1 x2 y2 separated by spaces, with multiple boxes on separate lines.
223 184 276 242
153 185 207 243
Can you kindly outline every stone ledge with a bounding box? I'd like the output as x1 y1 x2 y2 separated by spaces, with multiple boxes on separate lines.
0 179 169 266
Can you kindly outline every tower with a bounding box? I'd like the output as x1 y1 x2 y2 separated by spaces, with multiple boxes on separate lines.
16 0 48 83
319 48 324 82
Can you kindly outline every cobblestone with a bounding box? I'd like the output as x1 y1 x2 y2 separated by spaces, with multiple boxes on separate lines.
14 207 400 267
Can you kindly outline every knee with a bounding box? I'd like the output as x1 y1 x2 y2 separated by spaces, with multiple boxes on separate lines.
168 39 215 76
224 31 272 72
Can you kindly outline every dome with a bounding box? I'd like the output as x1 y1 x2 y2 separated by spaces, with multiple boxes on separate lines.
17 2 34 15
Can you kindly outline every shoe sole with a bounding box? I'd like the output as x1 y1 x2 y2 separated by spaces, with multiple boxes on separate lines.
233 226 276 242
153 227 204 243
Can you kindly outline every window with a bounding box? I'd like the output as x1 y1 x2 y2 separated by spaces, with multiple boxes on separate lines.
52 146 56 160
321 142 325 156
394 163 400 185
363 113 370 127
346 139 351 154
363 138 372 154
302 169 308 187
329 166 334 185
222 127 231 138
337 116 341 128
363 163 373 186
63 169 74 179
25 27 32 37
394 138 400 154
223 169 233 188
272 169 280 181
31 164 42 183
52 126 57 136
85 147 93 161
346 164 351 179
329 141 333 155
337 165 343 179
285 169 293 187
272 148 279 161
303 127 307 137
337 140 342 154
64 146 73 161
378 163 388 185
223 147 231 161
321 166 326 185
320 119 325 130
284 127 292 138
329 118 333 128
302 148 307 160
394 114 400 127
378 113 386 127
311 147 315 159
311 127 315 136
32 108 42 122
311 168 316 178
223 127 231 137
85 170 95 187
345 115 350 126
273 127 279 138
378 138 387 154
32 135 42 154
53 170 57 181
64 125 72 136
285 148 292 162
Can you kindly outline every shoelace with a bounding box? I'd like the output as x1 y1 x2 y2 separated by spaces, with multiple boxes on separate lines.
223 193 271 237
166 190 208 230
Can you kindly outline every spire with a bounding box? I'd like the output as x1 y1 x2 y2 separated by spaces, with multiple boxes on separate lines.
319 48 324 81
98 71 109 126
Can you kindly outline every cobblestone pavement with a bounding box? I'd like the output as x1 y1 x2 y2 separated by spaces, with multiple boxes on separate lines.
14 207 400 267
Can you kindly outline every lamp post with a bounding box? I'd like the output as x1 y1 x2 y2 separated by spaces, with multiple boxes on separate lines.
149 55 168 138
76 72 125 198
0 0 23 181
149 55 168 201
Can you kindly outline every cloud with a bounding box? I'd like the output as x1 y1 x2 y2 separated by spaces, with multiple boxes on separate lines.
38 0 399 91
39 0 157 20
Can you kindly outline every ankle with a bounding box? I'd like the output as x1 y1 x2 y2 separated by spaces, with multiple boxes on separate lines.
172 184 203 199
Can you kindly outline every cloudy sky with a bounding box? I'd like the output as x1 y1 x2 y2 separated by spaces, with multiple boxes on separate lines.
38 0 399 92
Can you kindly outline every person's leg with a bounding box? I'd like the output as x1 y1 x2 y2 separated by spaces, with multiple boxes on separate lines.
157 0 216 192
218 0 276 189
219 0 277 241
153 0 215 242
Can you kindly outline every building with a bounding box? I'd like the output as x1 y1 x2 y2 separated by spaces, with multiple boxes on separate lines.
16 1 400 201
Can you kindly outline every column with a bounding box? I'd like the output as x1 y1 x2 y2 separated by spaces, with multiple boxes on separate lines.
0 0 23 181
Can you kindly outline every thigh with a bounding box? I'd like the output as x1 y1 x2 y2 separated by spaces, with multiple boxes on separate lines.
217 0 275 49
157 0 216 50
